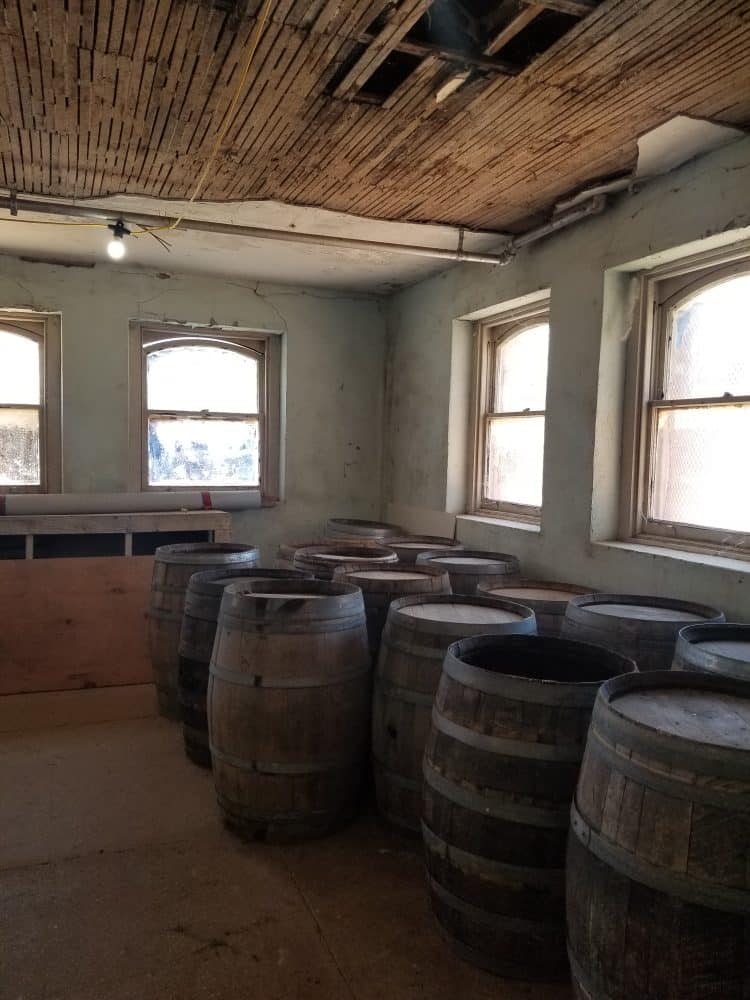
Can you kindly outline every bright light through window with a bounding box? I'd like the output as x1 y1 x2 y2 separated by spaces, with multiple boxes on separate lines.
0 328 42 486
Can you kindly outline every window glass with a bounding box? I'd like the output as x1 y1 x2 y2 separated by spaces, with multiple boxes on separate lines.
485 414 544 507
665 274 750 399
493 323 549 412
147 345 259 413
0 329 40 405
651 405 750 533
0 408 40 485
148 417 259 487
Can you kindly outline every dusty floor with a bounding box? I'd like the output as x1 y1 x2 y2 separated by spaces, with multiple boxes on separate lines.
0 715 570 1000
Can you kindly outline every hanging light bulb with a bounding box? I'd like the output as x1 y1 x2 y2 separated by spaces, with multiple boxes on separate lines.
106 219 130 260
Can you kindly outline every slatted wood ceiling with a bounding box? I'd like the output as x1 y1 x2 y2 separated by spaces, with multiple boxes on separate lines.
0 0 748 232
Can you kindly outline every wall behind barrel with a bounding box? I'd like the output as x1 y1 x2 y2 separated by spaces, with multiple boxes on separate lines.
0 257 387 561
383 138 750 622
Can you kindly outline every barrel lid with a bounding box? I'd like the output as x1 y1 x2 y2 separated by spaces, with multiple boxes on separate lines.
418 549 518 571
614 688 750 749
487 585 582 602
344 569 431 581
570 593 723 625
680 624 750 663
399 601 524 624
588 602 704 623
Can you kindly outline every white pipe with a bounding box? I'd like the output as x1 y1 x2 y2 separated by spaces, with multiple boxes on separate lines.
0 491 263 515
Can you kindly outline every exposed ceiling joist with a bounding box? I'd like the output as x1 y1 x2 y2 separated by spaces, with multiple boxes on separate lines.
485 3 545 57
358 32 521 74
528 0 597 15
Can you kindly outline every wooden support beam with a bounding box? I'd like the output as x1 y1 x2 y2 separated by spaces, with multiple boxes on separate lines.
526 0 597 16
358 32 521 75
485 4 544 56
334 0 434 98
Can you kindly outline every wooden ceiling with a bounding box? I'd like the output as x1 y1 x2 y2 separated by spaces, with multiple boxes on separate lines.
0 0 749 233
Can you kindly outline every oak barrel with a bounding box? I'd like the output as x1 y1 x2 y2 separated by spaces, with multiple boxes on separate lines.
423 635 635 979
373 595 536 833
293 543 398 581
672 623 750 680
274 539 328 570
148 542 260 718
387 536 465 565
562 593 725 671
178 566 312 767
325 517 403 543
567 670 750 999
416 549 520 595
333 563 451 663
208 579 371 841
477 580 589 637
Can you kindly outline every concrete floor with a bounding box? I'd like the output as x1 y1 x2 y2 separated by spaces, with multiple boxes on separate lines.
1 714 570 1000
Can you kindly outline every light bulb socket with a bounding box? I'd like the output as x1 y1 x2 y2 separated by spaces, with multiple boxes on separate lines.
107 219 131 240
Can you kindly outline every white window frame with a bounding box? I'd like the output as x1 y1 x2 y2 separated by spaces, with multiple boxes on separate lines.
469 301 550 521
620 242 750 559
128 321 281 497
0 310 61 493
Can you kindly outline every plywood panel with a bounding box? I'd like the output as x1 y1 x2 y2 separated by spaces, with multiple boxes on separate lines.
0 556 154 695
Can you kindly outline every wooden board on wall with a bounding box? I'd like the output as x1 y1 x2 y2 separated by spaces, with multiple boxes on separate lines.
0 556 154 695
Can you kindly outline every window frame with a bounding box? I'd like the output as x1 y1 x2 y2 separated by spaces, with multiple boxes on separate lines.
0 310 61 494
620 245 750 559
469 302 550 522
128 321 281 497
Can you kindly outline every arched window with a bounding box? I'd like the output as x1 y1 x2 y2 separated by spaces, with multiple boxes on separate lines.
475 308 550 517
626 261 750 552
0 313 61 491
133 324 277 491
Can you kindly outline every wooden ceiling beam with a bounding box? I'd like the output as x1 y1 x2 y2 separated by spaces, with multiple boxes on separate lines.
333 0 434 98
526 0 598 16
485 3 545 56
358 32 521 74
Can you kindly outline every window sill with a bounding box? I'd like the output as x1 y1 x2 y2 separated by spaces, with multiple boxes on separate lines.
458 513 541 534
593 539 750 574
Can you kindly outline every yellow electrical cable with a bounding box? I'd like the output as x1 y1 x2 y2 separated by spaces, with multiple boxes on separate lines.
132 0 276 238
2 0 276 239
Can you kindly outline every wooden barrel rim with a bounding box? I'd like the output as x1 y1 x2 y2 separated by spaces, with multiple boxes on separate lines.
592 670 750 777
674 622 750 675
567 592 725 625
334 563 448 583
153 542 260 564
186 566 311 598
219 579 365 626
443 635 635 706
387 593 535 627
477 579 590 610
418 549 519 572
326 517 402 531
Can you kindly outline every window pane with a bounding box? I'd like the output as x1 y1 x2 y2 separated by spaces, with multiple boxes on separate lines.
493 323 549 412
665 274 750 399
485 415 544 507
147 345 259 413
148 417 259 487
0 408 40 485
0 330 40 405
650 405 750 533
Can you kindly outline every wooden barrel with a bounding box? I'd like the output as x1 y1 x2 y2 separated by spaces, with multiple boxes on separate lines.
178 567 312 767
372 595 536 833
208 579 371 841
562 593 726 671
477 580 589 637
274 539 328 570
387 536 465 565
416 549 521 595
672 623 750 681
423 634 635 980
325 518 403 543
333 564 451 663
567 670 750 999
148 542 260 718
293 543 398 581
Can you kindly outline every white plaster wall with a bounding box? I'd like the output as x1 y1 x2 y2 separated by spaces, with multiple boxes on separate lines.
383 138 750 621
0 258 387 561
